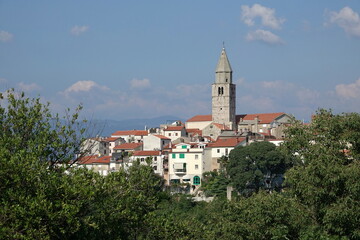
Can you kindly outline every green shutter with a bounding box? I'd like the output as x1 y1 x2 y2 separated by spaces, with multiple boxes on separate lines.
193 176 200 185
182 145 187 149
172 153 176 158
180 153 185 158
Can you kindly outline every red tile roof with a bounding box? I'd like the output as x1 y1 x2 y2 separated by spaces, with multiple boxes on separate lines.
186 128 202 136
111 130 148 136
154 134 171 140
133 150 160 156
186 114 212 122
209 137 246 147
237 113 285 124
164 126 184 131
212 123 231 130
113 142 142 150
103 137 121 142
77 155 111 164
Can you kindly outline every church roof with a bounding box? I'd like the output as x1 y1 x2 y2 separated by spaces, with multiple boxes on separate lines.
216 48 232 73
186 114 212 122
237 112 286 124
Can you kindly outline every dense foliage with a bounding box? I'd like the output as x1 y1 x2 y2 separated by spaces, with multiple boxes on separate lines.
1 91 359 239
227 141 291 195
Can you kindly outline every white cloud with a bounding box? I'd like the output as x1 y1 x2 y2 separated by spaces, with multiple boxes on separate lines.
0 30 13 42
63 80 109 95
246 29 284 45
326 6 360 37
241 4 285 29
70 25 89 36
335 78 360 99
130 78 151 89
17 82 41 92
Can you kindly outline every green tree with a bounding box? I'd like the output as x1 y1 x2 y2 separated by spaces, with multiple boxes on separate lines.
0 90 166 239
282 109 360 239
227 141 291 195
201 171 229 197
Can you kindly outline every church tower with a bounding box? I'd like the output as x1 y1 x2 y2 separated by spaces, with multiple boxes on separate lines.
212 47 236 130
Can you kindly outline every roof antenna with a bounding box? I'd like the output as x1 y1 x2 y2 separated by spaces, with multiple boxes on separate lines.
222 41 225 49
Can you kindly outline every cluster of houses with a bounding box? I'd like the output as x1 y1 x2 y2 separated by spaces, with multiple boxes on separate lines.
77 112 290 193
76 47 292 194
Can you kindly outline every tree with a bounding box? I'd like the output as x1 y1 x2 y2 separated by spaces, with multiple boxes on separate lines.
282 109 360 239
0 90 166 239
227 141 291 195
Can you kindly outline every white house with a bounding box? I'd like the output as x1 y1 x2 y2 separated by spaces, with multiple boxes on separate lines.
130 150 164 176
185 115 212 130
81 137 109 156
111 130 148 143
103 136 125 156
162 126 187 141
208 137 247 171
168 142 207 190
143 134 171 151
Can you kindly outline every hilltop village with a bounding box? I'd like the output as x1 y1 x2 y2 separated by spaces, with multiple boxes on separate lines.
78 47 292 194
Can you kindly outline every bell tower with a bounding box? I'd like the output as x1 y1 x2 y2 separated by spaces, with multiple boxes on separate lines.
212 47 236 130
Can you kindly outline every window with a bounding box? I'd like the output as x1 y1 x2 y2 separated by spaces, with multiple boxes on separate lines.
162 140 165 145
154 157 157 161
195 164 198 169
153 166 157 171
175 133 178 136
193 176 200 185
168 133 171 136
141 158 145 162
195 155 198 159
182 145 187 149
225 148 228 155
172 153 176 159
217 149 220 153
179 153 185 158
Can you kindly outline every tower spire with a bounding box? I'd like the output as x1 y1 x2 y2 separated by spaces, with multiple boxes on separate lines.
216 47 232 74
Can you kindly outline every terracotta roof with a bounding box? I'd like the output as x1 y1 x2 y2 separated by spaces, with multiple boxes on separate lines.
186 114 212 122
77 155 111 164
209 137 246 148
212 123 231 130
164 126 184 131
133 150 160 156
186 128 202 136
111 130 148 136
103 137 121 142
237 113 285 124
154 134 171 140
113 142 142 150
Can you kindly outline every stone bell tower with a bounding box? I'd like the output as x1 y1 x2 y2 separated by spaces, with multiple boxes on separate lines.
211 47 236 130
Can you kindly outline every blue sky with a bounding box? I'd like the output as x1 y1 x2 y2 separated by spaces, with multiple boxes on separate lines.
1 0 360 121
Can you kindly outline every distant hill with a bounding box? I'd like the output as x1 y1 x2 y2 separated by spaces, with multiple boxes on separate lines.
84 115 185 137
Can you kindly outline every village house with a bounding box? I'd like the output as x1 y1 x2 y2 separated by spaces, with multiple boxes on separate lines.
143 134 171 151
111 130 148 143
130 150 164 176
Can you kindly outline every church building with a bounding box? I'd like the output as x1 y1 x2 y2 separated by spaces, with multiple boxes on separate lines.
186 47 292 140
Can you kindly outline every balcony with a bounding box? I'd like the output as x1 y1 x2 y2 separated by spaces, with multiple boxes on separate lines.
174 168 186 174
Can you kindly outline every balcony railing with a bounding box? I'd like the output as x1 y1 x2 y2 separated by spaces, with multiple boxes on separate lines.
174 168 186 174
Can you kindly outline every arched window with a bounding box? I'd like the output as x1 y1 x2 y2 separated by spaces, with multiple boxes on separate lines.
221 87 224 94
218 87 221 95
193 176 201 185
